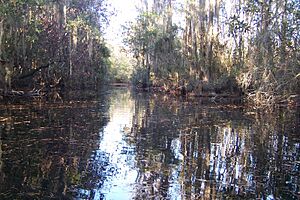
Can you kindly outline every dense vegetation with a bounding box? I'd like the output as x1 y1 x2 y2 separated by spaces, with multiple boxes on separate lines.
123 0 299 108
0 0 299 108
0 0 112 92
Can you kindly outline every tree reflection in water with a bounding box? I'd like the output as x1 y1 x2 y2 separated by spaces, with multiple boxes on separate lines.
129 92 299 200
0 88 299 199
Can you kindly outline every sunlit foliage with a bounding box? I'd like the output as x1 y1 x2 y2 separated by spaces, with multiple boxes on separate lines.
123 0 299 107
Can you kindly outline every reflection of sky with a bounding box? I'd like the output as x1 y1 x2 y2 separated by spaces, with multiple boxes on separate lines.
76 90 297 199
90 91 185 200
96 92 137 199
169 138 183 200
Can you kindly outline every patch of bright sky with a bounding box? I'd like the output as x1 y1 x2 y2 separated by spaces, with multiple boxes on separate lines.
105 0 185 46
105 0 140 46
105 0 235 46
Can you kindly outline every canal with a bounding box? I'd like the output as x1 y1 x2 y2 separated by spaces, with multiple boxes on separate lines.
0 88 299 199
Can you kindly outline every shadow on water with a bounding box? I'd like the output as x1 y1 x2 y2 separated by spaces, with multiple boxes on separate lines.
0 88 299 199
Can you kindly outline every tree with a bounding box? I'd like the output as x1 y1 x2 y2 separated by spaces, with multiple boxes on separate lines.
123 0 299 107
0 0 113 93
123 0 182 89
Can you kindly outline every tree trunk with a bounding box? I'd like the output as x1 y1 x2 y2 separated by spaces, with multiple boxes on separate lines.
280 0 287 66
166 0 172 32
0 19 3 57
199 0 206 78
206 1 214 81
146 52 150 88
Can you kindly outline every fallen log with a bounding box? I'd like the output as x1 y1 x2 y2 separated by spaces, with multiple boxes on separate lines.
110 83 130 87
2 89 43 98
190 92 241 98
16 62 54 80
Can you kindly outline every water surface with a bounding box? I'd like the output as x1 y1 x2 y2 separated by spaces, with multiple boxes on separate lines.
0 88 299 199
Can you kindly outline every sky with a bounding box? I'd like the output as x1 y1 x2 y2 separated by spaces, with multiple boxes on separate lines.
105 0 140 46
105 0 186 46
104 0 187 47
105 0 236 46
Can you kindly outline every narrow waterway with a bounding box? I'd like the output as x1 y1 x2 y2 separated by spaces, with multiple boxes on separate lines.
0 88 299 199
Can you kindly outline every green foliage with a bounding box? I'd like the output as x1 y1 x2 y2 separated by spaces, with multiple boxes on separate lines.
123 10 183 87
0 0 112 90
228 15 250 37
121 0 299 107
123 12 158 57
108 47 133 83
131 65 149 86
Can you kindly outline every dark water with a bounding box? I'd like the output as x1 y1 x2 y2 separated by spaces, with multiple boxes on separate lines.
0 88 299 200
